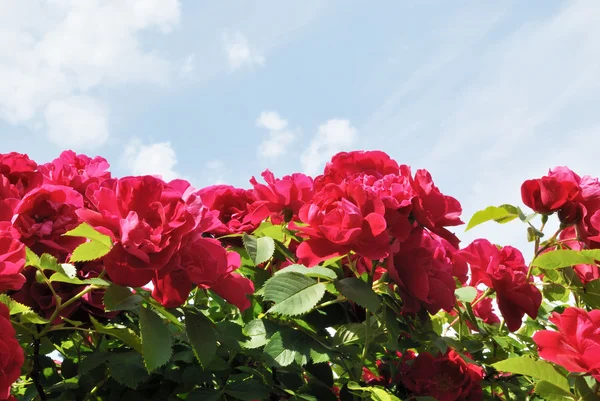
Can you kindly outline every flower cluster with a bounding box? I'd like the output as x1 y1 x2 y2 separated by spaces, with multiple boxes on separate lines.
9 149 600 400
533 307 600 380
522 166 600 283
295 151 466 315
363 349 484 401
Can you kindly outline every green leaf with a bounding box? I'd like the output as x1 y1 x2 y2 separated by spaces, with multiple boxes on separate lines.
253 221 286 242
264 272 326 316
276 264 338 280
492 356 570 391
39 253 64 273
103 285 142 311
574 376 600 401
581 279 600 308
543 284 570 302
0 294 32 315
579 249 600 260
535 381 575 401
347 382 402 401
243 233 275 265
242 319 268 349
187 389 224 401
184 310 217 368
333 323 367 346
533 250 595 270
20 311 50 324
455 286 478 303
60 263 78 278
465 205 520 231
78 352 109 375
334 277 380 311
90 316 142 354
139 306 173 372
263 332 296 367
309 348 330 364
25 247 40 267
70 241 112 263
63 222 112 248
48 272 110 286
107 352 151 389
225 374 270 401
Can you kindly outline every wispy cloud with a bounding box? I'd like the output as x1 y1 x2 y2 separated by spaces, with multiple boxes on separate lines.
362 1 600 253
301 119 357 176
223 31 265 70
256 111 295 159
44 96 109 150
125 138 180 182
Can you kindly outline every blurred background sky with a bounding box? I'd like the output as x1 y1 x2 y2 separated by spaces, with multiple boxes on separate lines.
1 0 599 254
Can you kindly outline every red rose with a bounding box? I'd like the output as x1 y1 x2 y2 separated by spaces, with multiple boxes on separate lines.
533 307 600 380
0 152 43 197
348 168 416 242
410 169 463 247
152 266 192 308
575 175 600 248
79 176 196 287
388 228 464 314
12 184 84 258
295 182 389 267
250 170 313 224
0 176 20 222
153 232 253 310
401 350 484 401
40 150 111 196
0 222 25 292
521 167 581 215
472 291 500 325
196 185 269 236
459 239 541 332
0 303 24 400
314 150 401 190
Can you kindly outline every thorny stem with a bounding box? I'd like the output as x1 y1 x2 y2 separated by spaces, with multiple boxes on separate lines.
32 327 47 401
38 284 100 337
82 371 109 401
357 263 377 381
444 288 494 335
38 270 106 338
314 297 347 310
526 227 563 280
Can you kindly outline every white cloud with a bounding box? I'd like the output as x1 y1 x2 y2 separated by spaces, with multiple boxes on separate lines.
0 0 181 145
257 111 288 131
44 96 109 150
223 31 265 70
259 131 296 159
256 111 295 159
301 119 357 176
125 138 179 182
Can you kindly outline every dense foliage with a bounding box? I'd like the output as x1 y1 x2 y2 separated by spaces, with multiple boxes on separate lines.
1 150 600 401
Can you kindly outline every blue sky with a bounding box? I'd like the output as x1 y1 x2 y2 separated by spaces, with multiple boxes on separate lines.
1 0 599 254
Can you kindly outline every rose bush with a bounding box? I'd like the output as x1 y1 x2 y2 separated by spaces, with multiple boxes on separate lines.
1 149 600 400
